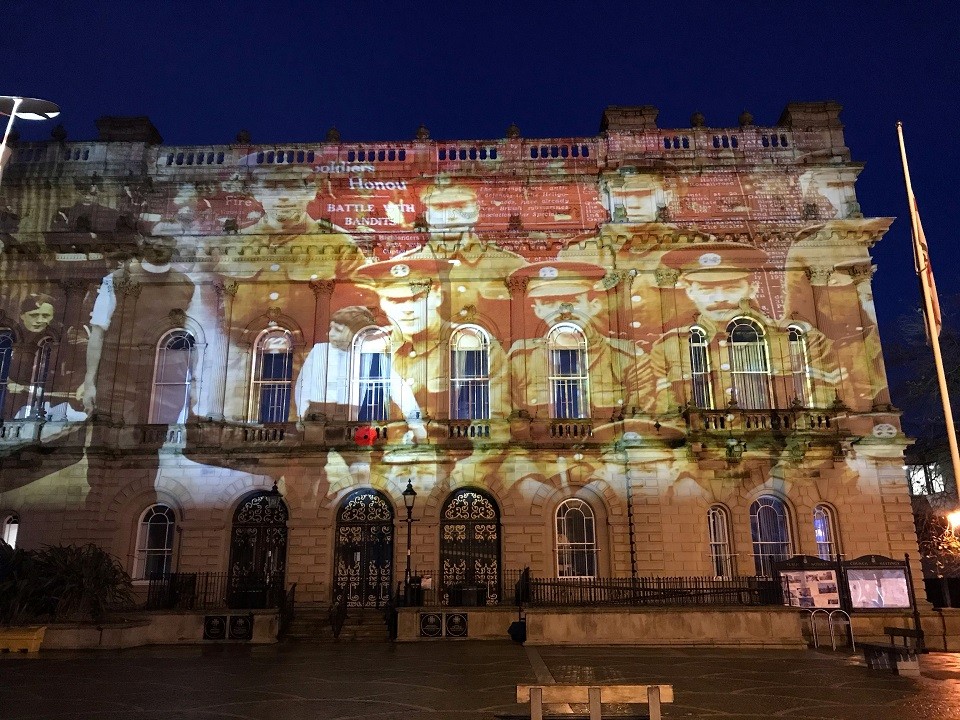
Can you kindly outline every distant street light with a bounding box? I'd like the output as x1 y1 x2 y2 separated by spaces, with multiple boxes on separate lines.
0 95 60 185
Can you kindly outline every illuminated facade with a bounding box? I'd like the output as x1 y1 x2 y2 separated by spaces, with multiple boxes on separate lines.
0 103 919 607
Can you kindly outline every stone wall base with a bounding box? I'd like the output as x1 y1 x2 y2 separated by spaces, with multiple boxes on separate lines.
39 610 279 650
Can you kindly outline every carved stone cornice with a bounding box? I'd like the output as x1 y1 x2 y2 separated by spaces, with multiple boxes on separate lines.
600 271 625 290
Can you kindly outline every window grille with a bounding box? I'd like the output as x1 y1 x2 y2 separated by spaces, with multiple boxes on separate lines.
353 328 391 422
134 505 175 579
813 504 838 561
547 324 589 419
556 499 598 578
727 318 771 409
750 495 792 576
788 326 812 407
2 513 18 549
689 326 713 408
707 505 734 577
0 330 13 418
28 337 54 416
450 325 490 420
251 329 293 423
150 330 196 424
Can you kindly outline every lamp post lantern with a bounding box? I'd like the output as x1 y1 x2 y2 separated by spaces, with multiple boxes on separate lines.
402 479 417 603
0 96 60 186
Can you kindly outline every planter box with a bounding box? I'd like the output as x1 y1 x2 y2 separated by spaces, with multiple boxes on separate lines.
0 626 46 653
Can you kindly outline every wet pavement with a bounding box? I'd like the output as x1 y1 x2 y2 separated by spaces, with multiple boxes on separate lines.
2 641 960 719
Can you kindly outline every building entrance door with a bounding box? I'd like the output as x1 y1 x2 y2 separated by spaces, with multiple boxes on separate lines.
228 489 288 608
333 489 394 608
440 488 501 606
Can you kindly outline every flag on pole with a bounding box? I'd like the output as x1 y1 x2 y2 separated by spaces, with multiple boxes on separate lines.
909 196 943 340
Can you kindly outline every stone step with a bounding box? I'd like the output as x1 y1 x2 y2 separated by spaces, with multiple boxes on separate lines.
285 607 391 642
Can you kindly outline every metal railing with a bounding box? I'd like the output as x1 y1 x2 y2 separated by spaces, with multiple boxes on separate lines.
145 572 286 610
524 574 783 607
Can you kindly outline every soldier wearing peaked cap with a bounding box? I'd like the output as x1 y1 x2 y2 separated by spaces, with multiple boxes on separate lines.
354 255 508 432
507 260 655 419
649 242 839 414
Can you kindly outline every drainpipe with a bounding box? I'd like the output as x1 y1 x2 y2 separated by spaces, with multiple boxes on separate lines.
624 454 637 579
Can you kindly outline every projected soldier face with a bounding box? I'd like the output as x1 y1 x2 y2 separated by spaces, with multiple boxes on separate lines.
423 186 479 236
328 321 353 351
532 293 602 322
683 277 757 323
20 300 55 333
260 178 310 228
141 236 176 267
379 284 443 338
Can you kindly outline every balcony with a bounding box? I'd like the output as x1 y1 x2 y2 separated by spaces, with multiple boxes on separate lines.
685 407 839 435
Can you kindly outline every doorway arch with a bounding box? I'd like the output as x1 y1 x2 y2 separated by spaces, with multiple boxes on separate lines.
228 488 288 608
333 488 394 608
440 488 502 605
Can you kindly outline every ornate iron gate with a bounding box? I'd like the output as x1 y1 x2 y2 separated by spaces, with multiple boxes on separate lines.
333 489 394 608
440 488 501 605
228 490 288 608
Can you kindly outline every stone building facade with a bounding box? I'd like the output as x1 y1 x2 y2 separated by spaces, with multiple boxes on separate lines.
0 102 919 608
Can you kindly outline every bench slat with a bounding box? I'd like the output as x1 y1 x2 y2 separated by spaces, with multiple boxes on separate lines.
517 684 675 704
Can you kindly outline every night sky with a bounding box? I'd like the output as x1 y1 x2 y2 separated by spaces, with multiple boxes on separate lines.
2 1 958 430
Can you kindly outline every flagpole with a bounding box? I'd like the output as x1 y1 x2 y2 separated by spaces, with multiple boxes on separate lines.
897 122 960 486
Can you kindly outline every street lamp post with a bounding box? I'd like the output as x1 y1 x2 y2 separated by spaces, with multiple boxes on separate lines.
0 96 60 186
402 480 417 604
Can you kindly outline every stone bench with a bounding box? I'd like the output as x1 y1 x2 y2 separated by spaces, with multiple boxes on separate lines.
517 683 674 720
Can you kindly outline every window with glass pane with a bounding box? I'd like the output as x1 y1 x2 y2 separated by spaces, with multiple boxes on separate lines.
151 330 195 424
813 504 837 560
548 324 588 419
354 328 391 422
0 330 13 418
28 337 54 415
450 326 490 420
788 326 812 406
252 329 292 423
906 463 945 496
134 505 176 579
707 505 734 577
689 326 713 408
556 499 598 578
750 495 792 576
727 319 771 409
2 514 18 549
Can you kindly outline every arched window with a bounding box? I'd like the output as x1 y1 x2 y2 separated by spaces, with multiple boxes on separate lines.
27 337 54 417
689 326 713 409
2 513 19 549
133 504 176 579
727 318 771 409
750 495 792 576
788 326 812 407
251 328 293 423
556 498 598 578
813 504 838 561
352 327 391 422
0 330 13 418
707 505 734 577
450 325 490 420
547 323 589 419
150 330 196 424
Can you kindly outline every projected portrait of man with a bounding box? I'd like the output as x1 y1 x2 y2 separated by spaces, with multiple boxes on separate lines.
295 305 377 421
507 261 653 420
389 183 525 311
83 235 195 422
352 257 456 437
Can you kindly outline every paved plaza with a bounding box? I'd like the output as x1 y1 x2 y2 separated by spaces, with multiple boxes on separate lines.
3 641 960 720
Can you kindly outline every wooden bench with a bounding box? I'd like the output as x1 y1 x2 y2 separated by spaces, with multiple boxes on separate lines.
517 684 674 720
860 626 923 677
